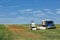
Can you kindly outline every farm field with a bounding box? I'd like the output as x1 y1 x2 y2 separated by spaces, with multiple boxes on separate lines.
0 24 60 40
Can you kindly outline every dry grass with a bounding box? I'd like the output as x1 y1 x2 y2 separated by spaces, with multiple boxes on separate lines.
0 24 60 40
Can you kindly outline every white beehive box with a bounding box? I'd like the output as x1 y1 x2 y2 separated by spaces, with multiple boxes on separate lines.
32 28 36 30
37 26 46 30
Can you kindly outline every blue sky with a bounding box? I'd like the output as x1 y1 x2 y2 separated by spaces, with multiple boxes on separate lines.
0 0 60 24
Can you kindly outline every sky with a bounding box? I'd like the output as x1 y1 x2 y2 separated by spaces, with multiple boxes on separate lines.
0 0 60 24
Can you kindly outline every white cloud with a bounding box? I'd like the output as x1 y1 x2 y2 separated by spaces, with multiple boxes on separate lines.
19 9 33 12
18 9 44 15
0 8 60 24
32 10 42 14
47 11 54 14
20 9 33 12
56 8 60 10
56 9 60 14
19 9 46 18
18 9 33 14
56 11 60 14
44 9 57 15
36 13 45 16
33 13 45 18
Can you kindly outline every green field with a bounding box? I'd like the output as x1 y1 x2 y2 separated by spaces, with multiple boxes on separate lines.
0 24 60 40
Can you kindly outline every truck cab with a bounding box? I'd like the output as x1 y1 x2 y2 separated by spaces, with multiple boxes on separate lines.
46 20 56 29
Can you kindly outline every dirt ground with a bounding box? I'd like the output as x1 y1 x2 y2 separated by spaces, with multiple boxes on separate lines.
6 25 40 40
